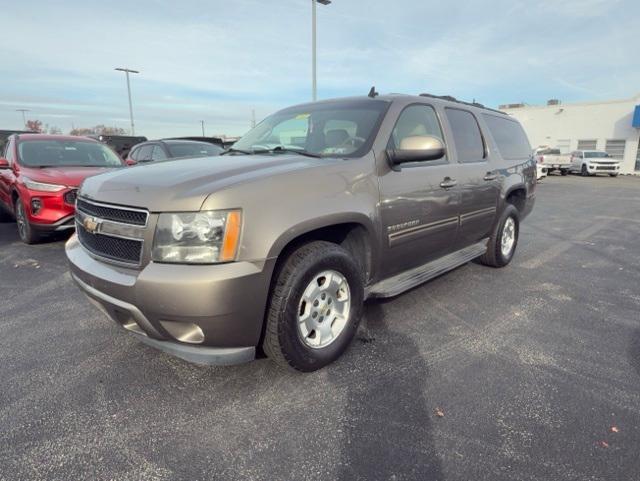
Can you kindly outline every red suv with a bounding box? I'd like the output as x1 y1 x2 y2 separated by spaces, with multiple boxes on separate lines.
0 134 126 243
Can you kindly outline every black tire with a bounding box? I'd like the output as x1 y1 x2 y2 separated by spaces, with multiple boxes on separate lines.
581 164 590 177
15 197 41 244
561 169 569 176
478 204 519 268
263 241 364 372
609 173 619 177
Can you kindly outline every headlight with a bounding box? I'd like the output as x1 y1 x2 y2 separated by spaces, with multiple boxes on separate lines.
152 210 241 264
23 177 66 192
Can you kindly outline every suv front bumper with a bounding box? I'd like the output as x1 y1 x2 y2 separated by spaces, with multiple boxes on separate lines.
66 234 275 365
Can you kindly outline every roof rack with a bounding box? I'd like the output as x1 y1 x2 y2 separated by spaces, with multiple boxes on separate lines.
419 93 506 115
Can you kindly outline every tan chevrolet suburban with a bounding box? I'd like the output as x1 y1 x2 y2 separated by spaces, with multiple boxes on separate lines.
66 92 536 371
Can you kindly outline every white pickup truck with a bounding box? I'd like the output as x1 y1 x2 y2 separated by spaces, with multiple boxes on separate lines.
534 147 571 176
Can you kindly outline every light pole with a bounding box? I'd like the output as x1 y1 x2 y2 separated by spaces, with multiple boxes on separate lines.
16 109 30 128
312 0 331 101
200 120 205 136
114 67 139 135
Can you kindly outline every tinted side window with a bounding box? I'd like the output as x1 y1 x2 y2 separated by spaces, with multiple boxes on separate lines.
445 108 485 162
389 104 446 155
482 114 531 160
151 145 168 161
137 144 154 161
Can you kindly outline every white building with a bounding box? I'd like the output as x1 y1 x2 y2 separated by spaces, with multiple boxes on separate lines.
500 94 640 174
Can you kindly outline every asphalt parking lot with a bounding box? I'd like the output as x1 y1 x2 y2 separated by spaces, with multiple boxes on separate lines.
1 175 640 481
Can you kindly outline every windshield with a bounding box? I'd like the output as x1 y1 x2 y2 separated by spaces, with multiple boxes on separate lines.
168 142 223 158
584 151 609 158
18 140 123 167
232 100 390 158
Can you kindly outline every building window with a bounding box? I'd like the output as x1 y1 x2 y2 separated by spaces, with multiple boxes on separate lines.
577 139 597 151
556 139 571 153
605 139 626 160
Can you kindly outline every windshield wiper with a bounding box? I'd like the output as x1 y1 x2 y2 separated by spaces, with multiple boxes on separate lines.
270 146 322 158
220 148 254 156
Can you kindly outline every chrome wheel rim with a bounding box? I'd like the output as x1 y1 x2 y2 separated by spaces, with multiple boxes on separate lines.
16 201 27 240
297 270 351 349
501 217 516 257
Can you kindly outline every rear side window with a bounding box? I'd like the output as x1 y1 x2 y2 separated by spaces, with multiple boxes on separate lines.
482 114 531 160
167 143 223 158
445 109 485 162
151 145 168 161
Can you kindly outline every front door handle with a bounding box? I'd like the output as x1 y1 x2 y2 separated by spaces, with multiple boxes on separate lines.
440 177 457 189
483 172 497 181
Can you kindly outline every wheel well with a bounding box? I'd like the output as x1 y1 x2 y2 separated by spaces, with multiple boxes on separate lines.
276 223 373 284
506 188 526 213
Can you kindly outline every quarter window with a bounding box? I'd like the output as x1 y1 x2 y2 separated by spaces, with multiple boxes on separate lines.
137 144 154 161
389 104 446 155
445 109 485 162
4 139 14 163
151 145 168 161
482 114 532 160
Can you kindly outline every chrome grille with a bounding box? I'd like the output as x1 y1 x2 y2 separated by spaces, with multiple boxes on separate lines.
77 226 142 264
75 197 148 265
76 198 148 226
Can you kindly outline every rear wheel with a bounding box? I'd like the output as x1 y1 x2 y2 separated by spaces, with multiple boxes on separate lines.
263 241 364 372
15 197 41 244
478 204 519 268
561 169 569 176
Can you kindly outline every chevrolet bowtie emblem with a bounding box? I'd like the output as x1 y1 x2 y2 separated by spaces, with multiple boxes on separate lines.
83 216 101 234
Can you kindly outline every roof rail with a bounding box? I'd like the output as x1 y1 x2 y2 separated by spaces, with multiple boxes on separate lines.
419 93 506 115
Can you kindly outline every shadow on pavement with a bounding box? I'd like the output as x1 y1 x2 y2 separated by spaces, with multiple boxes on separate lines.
335 301 444 481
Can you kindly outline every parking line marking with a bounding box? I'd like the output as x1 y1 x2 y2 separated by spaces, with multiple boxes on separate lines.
595 215 640 225
520 220 612 269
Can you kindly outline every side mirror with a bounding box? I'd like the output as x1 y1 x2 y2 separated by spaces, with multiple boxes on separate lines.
125 159 137 166
0 158 10 169
387 136 446 167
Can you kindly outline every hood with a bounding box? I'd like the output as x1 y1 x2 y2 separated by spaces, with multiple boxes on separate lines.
79 154 330 212
20 166 119 188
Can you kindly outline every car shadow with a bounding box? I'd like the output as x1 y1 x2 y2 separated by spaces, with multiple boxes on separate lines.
334 300 444 481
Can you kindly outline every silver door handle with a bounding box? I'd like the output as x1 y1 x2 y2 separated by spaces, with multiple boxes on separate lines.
483 172 497 181
440 178 457 189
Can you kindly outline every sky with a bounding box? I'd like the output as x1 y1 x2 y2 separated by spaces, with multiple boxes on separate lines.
1 0 639 138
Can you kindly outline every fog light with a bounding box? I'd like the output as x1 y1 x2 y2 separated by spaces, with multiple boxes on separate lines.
31 198 42 215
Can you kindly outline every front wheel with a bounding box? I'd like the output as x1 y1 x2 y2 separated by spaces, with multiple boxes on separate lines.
263 241 364 372
15 197 41 244
478 204 520 268
581 164 590 177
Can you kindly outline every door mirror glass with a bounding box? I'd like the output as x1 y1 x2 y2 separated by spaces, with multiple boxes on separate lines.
0 158 10 169
387 135 446 164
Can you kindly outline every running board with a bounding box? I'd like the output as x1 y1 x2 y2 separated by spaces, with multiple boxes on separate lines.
366 239 488 299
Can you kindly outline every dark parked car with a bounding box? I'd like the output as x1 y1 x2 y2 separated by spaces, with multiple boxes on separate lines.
89 134 147 159
67 93 536 371
125 139 224 164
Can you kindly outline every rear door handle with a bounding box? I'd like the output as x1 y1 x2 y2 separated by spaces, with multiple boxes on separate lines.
483 172 497 181
440 178 457 189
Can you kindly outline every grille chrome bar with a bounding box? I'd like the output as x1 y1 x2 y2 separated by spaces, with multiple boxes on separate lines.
76 198 149 226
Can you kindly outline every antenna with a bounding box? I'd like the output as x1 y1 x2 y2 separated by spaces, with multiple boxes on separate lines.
368 86 378 98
